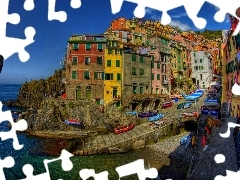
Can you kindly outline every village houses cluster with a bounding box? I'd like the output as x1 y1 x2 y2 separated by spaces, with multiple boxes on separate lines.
63 17 222 107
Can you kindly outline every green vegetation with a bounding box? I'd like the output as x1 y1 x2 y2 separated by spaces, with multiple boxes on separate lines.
195 29 222 40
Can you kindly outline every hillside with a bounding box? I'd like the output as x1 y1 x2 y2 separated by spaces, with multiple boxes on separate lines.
195 29 222 40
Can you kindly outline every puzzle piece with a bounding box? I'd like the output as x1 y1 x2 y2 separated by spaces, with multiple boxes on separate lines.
79 169 109 180
40 0 82 22
0 0 36 62
115 159 158 180
0 156 15 180
220 122 240 138
24 0 35 11
110 0 240 31
0 101 28 150
232 83 240 96
20 149 73 180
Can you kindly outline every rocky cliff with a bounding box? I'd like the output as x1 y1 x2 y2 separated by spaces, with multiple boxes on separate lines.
5 69 66 109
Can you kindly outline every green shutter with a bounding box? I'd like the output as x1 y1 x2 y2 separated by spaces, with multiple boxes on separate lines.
132 54 136 61
140 56 144 63
200 59 202 63
120 49 122 55
97 57 102 64
84 71 89 79
151 73 154 80
98 43 102 50
157 63 160 69
86 43 91 50
72 57 77 65
73 43 78 50
94 72 98 79
157 74 160 80
107 60 111 67
132 67 136 75
72 71 76 79
108 49 112 54
116 60 120 67
117 73 121 80
151 62 154 68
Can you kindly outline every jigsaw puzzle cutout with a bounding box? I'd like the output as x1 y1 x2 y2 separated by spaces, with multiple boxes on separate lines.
116 159 158 180
0 101 28 150
110 0 240 35
0 0 36 62
0 0 82 62
20 149 73 180
0 156 15 180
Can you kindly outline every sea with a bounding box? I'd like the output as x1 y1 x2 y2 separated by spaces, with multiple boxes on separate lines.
0 84 146 180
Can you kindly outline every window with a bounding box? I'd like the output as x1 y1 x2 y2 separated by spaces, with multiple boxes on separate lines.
140 56 144 63
133 86 137 94
151 73 154 80
195 60 197 63
194 66 198 70
72 71 76 79
140 68 144 75
157 74 160 80
85 57 90 65
200 74 202 80
84 71 90 80
108 49 112 54
116 60 120 67
97 57 102 65
151 62 154 68
98 43 103 50
151 56 154 61
132 54 136 61
72 57 77 65
178 57 181 63
94 72 103 80
73 43 78 50
140 87 143 94
105 73 113 80
194 53 196 57
107 60 111 67
200 59 202 63
115 49 120 55
86 86 91 99
86 43 91 50
132 67 136 75
117 73 121 80
199 66 203 70
157 63 160 69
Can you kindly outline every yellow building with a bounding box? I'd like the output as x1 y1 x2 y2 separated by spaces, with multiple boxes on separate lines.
104 40 123 106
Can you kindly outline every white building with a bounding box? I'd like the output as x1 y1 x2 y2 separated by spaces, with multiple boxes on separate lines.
190 51 212 88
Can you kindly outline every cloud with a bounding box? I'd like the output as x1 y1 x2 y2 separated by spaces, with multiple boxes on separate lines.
145 8 155 14
151 14 161 21
224 14 230 23
172 12 187 19
169 20 191 31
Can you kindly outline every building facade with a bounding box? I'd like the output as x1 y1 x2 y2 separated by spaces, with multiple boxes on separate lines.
104 40 123 106
190 51 213 88
121 51 152 105
65 34 106 103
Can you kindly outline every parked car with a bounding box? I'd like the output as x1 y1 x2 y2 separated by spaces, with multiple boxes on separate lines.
177 102 192 109
162 102 172 109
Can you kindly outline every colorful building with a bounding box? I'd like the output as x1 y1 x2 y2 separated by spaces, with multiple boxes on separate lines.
104 40 123 106
65 34 106 103
190 51 213 88
121 50 152 106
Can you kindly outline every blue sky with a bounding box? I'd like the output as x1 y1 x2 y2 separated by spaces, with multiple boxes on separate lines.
1 0 230 84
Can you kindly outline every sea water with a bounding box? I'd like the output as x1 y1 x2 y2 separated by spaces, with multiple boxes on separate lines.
0 84 143 179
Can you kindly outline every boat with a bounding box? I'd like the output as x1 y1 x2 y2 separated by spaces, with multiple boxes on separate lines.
180 135 191 145
65 119 81 125
148 113 164 122
182 112 199 118
170 94 184 99
184 95 199 101
138 112 157 118
126 111 137 115
203 98 220 107
114 122 134 134
201 109 218 116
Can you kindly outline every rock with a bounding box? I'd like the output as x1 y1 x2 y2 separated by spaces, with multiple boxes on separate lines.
132 139 146 150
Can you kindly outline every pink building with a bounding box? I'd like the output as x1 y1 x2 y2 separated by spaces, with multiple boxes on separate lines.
150 49 162 94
